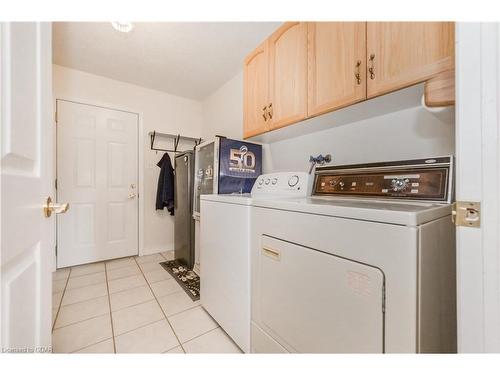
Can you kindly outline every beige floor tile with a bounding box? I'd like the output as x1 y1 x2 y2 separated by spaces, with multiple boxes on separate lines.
112 300 164 335
105 257 136 270
55 296 110 329
139 262 165 273
157 291 199 317
143 269 172 284
52 314 112 353
52 279 67 293
61 283 108 306
109 285 154 311
183 328 242 353
66 272 106 290
71 262 105 278
168 306 218 343
53 268 71 281
74 338 115 353
164 346 184 353
135 253 165 264
149 279 183 298
52 291 63 309
161 251 175 261
107 264 140 281
108 274 147 294
114 319 179 353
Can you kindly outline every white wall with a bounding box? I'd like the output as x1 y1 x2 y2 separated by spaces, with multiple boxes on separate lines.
201 70 244 140
53 65 203 255
202 71 455 173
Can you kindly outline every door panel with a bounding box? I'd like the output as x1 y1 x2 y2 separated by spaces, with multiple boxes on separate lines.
268 22 308 130
307 22 367 117
243 41 269 138
57 100 139 268
367 22 455 98
1 22 53 351
257 236 384 353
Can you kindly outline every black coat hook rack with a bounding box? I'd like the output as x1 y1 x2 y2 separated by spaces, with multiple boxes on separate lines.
149 131 202 153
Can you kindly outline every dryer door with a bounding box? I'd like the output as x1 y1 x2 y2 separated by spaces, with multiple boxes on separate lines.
255 235 385 353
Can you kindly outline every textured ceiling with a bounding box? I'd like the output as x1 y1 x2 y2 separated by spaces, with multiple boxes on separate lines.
53 22 280 100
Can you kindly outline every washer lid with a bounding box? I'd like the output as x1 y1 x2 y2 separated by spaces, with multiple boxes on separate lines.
252 196 452 226
200 193 254 206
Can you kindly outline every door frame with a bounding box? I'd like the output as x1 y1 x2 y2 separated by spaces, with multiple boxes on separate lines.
54 98 144 265
455 22 500 352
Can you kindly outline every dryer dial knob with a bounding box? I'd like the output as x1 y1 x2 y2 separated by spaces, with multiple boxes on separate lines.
288 175 299 187
391 178 409 192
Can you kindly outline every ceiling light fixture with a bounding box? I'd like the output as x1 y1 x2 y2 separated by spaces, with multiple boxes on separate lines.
111 22 134 33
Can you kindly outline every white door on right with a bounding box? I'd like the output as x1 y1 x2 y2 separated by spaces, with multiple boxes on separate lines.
56 100 139 268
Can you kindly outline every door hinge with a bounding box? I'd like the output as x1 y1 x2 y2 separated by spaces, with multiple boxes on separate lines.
452 201 481 228
54 110 58 124
55 244 58 257
55 178 57 190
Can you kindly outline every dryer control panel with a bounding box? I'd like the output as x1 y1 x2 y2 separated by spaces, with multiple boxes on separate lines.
313 156 453 203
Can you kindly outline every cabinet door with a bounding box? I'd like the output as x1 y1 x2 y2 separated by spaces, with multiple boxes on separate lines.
243 41 269 138
268 22 308 130
367 22 455 98
308 22 366 118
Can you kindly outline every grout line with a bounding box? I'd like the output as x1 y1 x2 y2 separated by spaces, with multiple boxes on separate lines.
58 288 108 308
53 312 110 331
52 267 72 333
69 337 114 354
104 262 117 354
113 317 165 338
109 297 156 313
179 326 220 347
133 256 184 349
164 304 201 319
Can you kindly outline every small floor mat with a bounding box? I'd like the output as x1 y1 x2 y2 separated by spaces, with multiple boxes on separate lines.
159 260 200 301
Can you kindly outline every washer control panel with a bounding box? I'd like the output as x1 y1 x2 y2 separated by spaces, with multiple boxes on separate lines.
313 156 453 203
252 172 312 197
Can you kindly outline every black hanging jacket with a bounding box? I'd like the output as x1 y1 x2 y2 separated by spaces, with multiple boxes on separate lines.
156 153 175 215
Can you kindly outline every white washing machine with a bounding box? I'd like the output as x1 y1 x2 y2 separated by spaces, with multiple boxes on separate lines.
200 172 312 353
250 157 456 353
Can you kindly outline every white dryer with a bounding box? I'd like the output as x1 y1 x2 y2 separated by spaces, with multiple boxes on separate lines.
200 172 312 353
250 157 456 353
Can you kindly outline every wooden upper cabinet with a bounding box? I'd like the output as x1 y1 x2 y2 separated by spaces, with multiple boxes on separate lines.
243 41 270 138
366 22 455 98
307 22 367 118
268 22 308 130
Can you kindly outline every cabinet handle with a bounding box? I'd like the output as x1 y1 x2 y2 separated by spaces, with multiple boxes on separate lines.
262 105 268 121
268 103 273 119
355 60 362 85
368 54 375 80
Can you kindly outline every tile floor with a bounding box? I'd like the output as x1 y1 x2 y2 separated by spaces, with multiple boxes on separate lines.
52 251 242 354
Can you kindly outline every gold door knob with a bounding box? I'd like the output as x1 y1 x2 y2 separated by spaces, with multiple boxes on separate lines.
43 196 69 218
128 193 137 199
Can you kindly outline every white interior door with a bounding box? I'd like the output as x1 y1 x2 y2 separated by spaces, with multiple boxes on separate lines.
1 22 54 351
56 100 139 268
455 23 500 352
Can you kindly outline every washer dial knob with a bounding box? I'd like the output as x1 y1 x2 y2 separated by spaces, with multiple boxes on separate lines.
288 175 300 187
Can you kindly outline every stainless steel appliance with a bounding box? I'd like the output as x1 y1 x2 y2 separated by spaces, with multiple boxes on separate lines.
174 151 195 268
